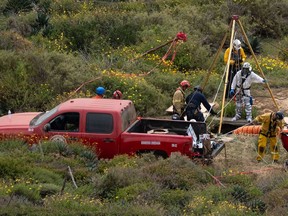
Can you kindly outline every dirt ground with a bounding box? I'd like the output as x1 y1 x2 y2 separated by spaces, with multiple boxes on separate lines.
253 87 288 115
213 87 288 180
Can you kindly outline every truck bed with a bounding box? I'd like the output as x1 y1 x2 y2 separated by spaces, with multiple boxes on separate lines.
125 118 206 138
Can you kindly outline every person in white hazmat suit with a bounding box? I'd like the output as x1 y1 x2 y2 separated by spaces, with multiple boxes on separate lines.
229 62 266 123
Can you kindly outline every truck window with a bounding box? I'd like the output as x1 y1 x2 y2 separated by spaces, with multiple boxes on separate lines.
50 112 80 132
121 104 137 131
32 105 60 126
86 113 113 134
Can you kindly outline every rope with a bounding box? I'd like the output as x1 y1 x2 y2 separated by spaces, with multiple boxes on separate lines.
214 167 282 179
205 66 227 123
206 65 238 128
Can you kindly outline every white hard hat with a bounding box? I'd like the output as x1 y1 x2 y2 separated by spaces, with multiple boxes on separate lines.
233 39 241 50
242 62 252 71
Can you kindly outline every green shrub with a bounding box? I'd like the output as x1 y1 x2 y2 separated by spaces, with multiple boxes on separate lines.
80 150 98 171
3 0 34 15
0 139 27 153
142 153 211 190
39 183 61 198
30 167 63 185
221 173 255 187
0 157 29 178
158 189 192 215
98 202 166 216
0 49 95 113
0 30 33 50
93 166 141 199
115 182 154 202
12 183 42 204
89 70 170 116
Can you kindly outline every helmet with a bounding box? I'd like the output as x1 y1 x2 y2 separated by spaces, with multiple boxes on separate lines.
180 80 190 88
194 85 203 93
172 113 180 120
112 90 123 99
96 86 105 95
242 62 252 75
233 39 241 50
242 62 251 70
275 111 284 120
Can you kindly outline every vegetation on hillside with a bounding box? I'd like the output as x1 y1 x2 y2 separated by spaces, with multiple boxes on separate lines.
1 1 288 214
0 0 288 117
0 138 287 215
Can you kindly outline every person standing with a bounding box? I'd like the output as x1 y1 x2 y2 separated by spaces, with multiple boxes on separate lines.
252 111 284 162
172 80 190 120
229 62 266 123
185 85 217 122
224 39 247 98
93 86 105 99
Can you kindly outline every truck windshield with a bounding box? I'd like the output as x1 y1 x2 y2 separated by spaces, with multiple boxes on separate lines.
30 105 60 126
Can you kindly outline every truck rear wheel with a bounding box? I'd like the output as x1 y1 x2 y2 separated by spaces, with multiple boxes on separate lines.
136 150 168 159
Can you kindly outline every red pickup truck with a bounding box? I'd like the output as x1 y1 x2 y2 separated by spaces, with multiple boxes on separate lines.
0 98 224 161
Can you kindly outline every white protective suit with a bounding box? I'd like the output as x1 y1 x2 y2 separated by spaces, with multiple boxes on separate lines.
231 70 265 122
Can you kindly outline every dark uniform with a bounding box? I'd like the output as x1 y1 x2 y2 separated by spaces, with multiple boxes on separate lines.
185 87 216 122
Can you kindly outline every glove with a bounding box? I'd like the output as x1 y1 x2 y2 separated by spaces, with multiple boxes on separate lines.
230 60 235 65
210 110 217 116
229 89 235 98
262 79 267 83
276 127 281 136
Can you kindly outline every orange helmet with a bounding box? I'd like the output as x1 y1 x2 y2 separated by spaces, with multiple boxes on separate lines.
180 80 190 88
112 90 123 99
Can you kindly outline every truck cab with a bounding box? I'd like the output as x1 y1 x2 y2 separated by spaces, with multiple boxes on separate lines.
0 98 137 159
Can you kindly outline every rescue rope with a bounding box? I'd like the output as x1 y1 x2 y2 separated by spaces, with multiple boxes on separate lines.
204 67 226 123
73 32 187 93
131 32 187 63
206 65 239 128
214 167 283 179
161 32 187 63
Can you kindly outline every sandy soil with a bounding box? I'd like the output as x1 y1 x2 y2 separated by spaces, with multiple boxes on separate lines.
253 87 288 114
212 87 288 180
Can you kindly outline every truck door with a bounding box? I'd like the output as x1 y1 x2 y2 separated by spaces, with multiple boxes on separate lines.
47 112 81 143
84 112 119 159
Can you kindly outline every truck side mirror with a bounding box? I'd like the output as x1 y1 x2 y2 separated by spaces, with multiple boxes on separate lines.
43 123 51 132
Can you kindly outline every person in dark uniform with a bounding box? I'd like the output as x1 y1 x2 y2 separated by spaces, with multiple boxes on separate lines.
185 85 217 122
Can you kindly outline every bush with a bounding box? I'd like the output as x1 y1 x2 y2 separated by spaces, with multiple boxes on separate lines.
93 166 141 199
12 183 42 204
0 157 29 178
157 189 192 215
3 0 34 15
31 167 63 185
142 153 211 190
0 49 94 113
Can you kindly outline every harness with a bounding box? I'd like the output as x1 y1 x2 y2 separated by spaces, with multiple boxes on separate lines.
231 49 242 70
260 113 277 137
185 92 201 115
236 72 250 97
